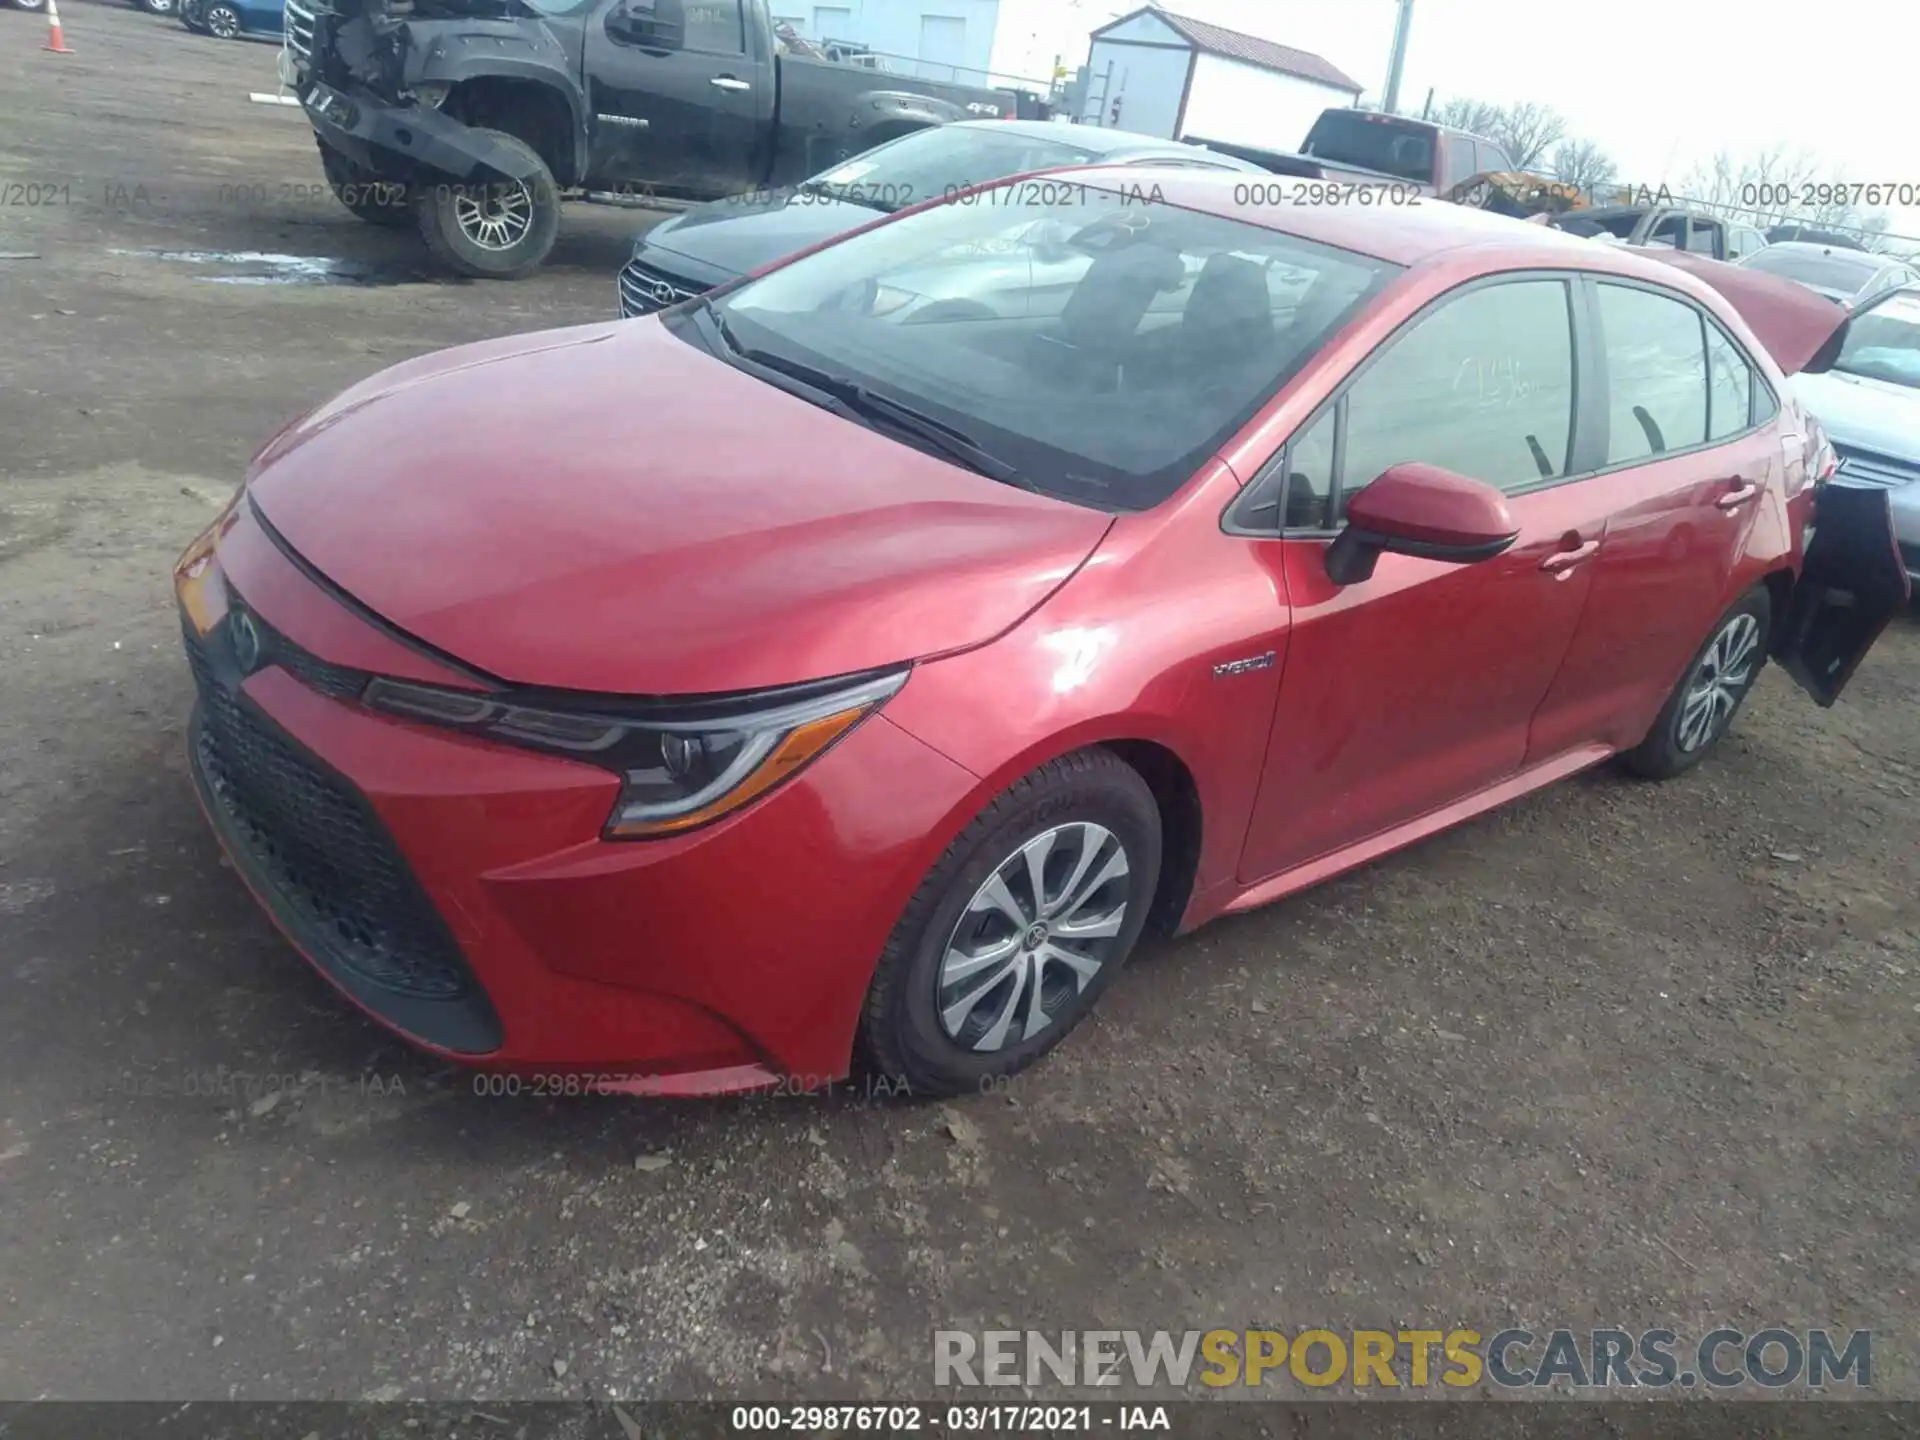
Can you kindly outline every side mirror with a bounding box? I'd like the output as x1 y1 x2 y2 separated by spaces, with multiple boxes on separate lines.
608 0 685 50
1323 463 1520 586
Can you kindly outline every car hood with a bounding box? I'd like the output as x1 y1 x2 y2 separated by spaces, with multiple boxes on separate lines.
245 321 1112 696
640 194 889 284
1794 369 1920 467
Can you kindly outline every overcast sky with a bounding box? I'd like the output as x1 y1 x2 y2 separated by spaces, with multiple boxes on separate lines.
989 0 1920 239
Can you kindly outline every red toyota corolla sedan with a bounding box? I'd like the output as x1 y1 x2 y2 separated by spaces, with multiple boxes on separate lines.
174 170 1909 1098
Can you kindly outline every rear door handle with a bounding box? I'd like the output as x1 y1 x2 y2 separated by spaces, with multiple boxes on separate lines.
1541 539 1600 574
1717 480 1762 511
710 76 752 91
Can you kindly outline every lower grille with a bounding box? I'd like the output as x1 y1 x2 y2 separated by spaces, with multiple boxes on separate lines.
618 259 708 318
185 621 495 1039
1834 446 1920 489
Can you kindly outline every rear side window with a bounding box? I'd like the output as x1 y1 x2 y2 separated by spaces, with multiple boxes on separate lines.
1596 284 1708 462
1339 279 1577 504
1704 323 1756 440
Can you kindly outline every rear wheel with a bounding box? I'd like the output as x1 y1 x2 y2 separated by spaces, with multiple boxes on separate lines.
1621 588 1771 780
320 146 412 229
143 0 177 14
856 749 1161 1097
415 131 561 280
204 1 240 35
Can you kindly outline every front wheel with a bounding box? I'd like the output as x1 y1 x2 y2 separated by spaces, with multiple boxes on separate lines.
856 749 1162 1097
1621 588 1771 780
203 1 240 35
415 131 561 280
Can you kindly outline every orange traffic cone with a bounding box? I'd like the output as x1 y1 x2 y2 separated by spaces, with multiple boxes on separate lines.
43 0 75 52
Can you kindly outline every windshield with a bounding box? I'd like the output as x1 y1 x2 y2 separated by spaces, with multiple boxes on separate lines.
1300 112 1435 183
804 127 1107 214
702 181 1399 510
1743 247 1879 294
1833 288 1920 388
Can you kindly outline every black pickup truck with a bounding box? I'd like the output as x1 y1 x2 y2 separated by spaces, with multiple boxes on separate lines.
282 0 1019 277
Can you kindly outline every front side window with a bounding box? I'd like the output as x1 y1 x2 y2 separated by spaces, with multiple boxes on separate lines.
1447 137 1477 182
709 184 1399 510
1685 219 1722 255
1596 283 1708 462
1338 279 1577 506
686 0 745 52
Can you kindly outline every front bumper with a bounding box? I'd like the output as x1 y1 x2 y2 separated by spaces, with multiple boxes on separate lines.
301 79 543 185
176 513 979 1091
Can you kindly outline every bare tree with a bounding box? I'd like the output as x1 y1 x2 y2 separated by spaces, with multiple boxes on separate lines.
1432 97 1504 140
1431 97 1570 171
1550 138 1618 195
1678 147 1897 247
1495 102 1569 171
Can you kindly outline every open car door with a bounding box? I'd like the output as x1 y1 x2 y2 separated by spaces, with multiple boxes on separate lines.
1775 481 1912 705
1646 248 1912 705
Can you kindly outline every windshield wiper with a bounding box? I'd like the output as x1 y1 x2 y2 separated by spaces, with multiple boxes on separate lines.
693 298 1041 493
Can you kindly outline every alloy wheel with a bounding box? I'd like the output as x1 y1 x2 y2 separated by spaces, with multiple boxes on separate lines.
453 181 535 252
937 822 1132 1053
1676 612 1761 753
207 4 238 35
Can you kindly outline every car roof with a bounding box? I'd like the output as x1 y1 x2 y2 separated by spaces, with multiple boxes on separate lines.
1024 166 1618 267
1759 241 1881 263
950 118 1227 158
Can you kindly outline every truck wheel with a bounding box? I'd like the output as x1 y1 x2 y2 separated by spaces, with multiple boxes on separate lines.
320 147 412 229
415 132 561 281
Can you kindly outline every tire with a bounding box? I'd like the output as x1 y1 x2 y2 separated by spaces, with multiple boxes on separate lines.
856 749 1162 1098
415 131 561 280
144 0 177 14
1621 588 1771 780
14 0 47 12
204 1 240 35
319 146 413 229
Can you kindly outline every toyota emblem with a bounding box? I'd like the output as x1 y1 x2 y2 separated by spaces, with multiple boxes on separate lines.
229 607 263 673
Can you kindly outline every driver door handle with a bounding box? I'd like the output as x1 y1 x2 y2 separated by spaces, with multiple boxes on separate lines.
1717 480 1761 511
710 76 752 91
1541 539 1600 574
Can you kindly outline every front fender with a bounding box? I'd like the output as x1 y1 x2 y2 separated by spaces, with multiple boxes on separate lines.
403 20 588 179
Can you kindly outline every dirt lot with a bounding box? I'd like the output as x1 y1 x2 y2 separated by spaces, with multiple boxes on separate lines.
2 2 1918 1406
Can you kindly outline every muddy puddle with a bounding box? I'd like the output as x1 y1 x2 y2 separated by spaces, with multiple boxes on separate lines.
108 248 454 287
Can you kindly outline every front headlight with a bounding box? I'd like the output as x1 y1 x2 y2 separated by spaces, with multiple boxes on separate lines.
363 670 907 839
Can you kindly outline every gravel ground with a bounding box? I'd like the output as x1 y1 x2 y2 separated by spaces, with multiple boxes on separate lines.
2 2 1917 1407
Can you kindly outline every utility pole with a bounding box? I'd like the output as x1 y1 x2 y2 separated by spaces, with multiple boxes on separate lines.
1382 0 1415 115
